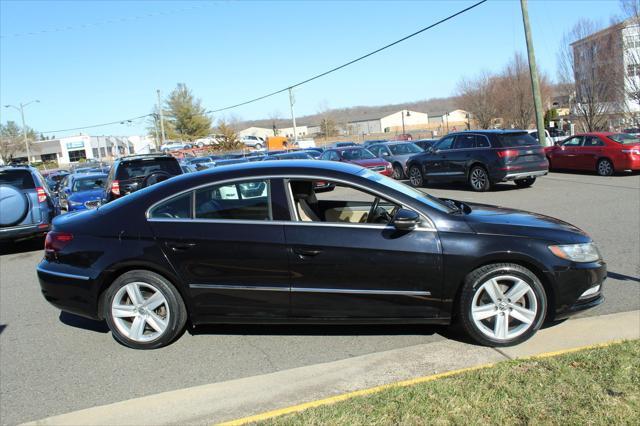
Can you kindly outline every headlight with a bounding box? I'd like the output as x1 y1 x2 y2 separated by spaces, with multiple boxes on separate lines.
548 243 600 263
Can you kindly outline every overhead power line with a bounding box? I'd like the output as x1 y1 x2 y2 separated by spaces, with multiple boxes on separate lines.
40 114 152 134
207 0 487 113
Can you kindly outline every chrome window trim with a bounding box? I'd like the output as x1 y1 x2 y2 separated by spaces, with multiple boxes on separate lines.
145 173 436 231
37 266 90 281
189 283 430 296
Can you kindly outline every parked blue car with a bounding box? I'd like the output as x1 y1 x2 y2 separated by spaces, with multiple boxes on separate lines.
57 173 107 212
0 166 59 241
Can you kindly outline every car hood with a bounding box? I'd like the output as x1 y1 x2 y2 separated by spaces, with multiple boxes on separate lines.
68 189 103 203
349 158 389 167
463 202 590 244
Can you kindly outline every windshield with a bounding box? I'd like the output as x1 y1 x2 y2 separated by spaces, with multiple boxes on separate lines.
358 168 456 213
498 133 540 147
72 176 106 192
609 133 640 144
340 148 376 160
389 143 422 155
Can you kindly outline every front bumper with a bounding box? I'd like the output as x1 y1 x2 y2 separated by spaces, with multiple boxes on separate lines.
0 222 50 241
549 260 607 320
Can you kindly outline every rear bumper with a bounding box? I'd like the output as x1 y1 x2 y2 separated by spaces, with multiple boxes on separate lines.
501 169 548 181
0 222 50 241
37 262 101 320
615 156 640 171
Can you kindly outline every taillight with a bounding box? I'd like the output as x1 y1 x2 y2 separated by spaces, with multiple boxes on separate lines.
111 180 120 196
496 149 520 159
45 231 73 254
36 186 47 203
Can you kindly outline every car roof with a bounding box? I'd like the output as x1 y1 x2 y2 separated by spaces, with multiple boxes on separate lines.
71 172 107 180
196 159 364 176
117 154 176 162
453 129 528 135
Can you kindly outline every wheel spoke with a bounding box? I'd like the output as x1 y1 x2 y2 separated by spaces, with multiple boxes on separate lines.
472 304 498 321
112 304 136 318
144 292 165 310
484 279 504 304
510 305 536 324
125 283 144 305
145 311 167 333
494 312 509 339
505 280 529 303
128 315 146 340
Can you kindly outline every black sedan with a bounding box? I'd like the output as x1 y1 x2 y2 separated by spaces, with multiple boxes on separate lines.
37 161 605 349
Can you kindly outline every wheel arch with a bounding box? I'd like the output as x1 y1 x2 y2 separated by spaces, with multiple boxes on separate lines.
465 161 488 178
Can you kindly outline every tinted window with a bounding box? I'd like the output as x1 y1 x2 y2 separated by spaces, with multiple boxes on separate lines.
583 136 604 147
195 179 271 220
72 176 106 192
116 158 181 180
0 170 35 189
498 133 539 147
436 136 455 150
149 192 192 219
388 143 422 155
320 151 332 160
340 148 375 160
475 135 490 148
453 135 475 149
562 136 583 147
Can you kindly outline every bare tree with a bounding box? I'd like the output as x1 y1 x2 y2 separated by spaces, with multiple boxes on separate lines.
558 19 620 131
214 119 242 151
457 71 499 129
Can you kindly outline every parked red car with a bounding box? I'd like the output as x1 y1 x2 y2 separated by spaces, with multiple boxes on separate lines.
320 147 393 176
545 132 640 176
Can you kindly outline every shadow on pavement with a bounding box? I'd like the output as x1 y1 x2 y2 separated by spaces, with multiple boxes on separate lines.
0 237 45 256
0 324 6 335
59 312 109 333
608 271 640 283
401 180 525 193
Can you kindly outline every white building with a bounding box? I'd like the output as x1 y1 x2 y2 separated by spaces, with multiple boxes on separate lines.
347 110 429 135
238 125 308 139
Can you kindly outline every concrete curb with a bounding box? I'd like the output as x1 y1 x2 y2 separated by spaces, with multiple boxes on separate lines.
24 310 640 426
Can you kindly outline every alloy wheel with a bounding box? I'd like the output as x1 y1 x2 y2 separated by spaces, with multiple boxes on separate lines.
470 167 488 191
409 166 423 186
111 282 170 343
598 159 613 176
471 275 538 341
393 165 404 180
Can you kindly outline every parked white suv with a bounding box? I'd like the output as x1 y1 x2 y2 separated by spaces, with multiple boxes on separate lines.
160 141 192 152
240 135 265 149
194 134 223 148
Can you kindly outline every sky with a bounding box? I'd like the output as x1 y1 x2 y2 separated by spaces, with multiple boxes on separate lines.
0 0 621 137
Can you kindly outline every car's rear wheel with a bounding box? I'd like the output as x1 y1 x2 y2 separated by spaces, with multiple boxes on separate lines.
458 263 547 347
104 270 187 349
514 177 536 188
597 158 614 176
469 166 491 192
408 166 424 187
392 164 405 180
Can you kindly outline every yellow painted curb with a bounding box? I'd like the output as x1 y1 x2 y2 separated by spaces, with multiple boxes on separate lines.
218 339 625 426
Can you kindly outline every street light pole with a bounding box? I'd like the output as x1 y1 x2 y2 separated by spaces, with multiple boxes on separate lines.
401 110 406 135
288 88 298 146
4 100 39 165
157 90 166 146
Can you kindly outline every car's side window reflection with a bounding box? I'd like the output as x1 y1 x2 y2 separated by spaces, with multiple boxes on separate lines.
148 192 192 219
195 179 271 221
289 179 399 225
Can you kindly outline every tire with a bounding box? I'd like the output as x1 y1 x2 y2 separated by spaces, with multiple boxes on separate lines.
597 158 614 176
254 143 263 150
468 166 491 192
514 177 536 188
457 263 547 347
392 164 405 180
197 142 204 148
103 270 187 349
408 165 424 187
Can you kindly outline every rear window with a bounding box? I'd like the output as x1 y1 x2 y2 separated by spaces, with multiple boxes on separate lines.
0 170 35 189
497 133 540 147
609 133 640 144
116 158 181 180
72 176 106 192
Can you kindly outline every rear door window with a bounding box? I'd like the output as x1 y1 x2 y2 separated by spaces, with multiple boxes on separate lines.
583 136 604 147
474 135 491 148
562 137 583 147
0 170 35 189
116 158 181 180
453 135 475 149
195 179 271 221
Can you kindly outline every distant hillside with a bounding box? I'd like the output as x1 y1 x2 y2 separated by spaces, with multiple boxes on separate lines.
238 96 461 129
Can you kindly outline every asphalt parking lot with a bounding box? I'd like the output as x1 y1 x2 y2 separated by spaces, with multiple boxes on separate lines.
1 171 639 425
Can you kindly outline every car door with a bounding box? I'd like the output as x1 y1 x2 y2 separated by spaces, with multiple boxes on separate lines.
554 136 584 169
423 135 455 179
147 178 291 319
448 134 476 177
283 177 441 318
579 136 605 170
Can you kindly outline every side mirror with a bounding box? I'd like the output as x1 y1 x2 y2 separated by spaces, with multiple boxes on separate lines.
392 208 420 231
382 152 390 156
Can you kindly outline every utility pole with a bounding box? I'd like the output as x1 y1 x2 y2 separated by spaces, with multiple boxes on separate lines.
4 100 39 165
288 88 298 146
401 110 406 135
520 0 547 146
157 89 166 146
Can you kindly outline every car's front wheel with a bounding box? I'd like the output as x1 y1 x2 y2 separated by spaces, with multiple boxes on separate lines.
514 177 536 188
392 164 405 180
104 270 187 349
408 165 424 187
458 263 547 347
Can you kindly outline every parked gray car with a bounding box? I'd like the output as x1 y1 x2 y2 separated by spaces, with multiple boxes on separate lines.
368 141 424 179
